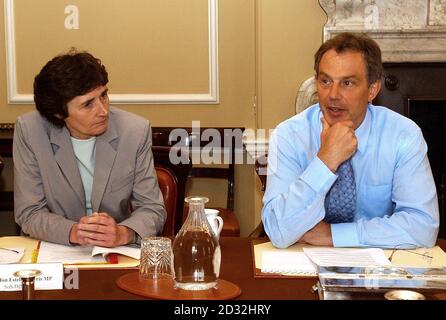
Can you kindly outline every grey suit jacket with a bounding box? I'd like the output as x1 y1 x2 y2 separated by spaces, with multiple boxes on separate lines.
13 107 166 245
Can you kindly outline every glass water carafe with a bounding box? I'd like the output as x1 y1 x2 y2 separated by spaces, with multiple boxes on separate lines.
172 196 221 290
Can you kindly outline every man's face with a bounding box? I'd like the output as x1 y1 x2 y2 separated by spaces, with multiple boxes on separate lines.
64 85 109 139
316 49 381 129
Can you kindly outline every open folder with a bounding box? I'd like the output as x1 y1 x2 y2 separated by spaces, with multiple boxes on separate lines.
0 236 139 269
252 240 446 279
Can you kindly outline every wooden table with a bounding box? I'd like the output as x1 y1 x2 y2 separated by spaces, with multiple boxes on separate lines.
0 237 315 300
1 237 445 300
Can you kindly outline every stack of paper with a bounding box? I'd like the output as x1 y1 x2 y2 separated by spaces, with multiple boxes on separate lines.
254 240 446 278
302 247 391 267
261 251 317 275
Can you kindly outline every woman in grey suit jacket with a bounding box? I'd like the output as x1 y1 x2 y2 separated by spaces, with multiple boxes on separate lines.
13 50 166 247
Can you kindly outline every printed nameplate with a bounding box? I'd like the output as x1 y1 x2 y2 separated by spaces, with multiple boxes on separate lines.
0 263 64 291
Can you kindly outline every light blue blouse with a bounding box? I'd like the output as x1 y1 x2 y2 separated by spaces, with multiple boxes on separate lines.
71 136 96 215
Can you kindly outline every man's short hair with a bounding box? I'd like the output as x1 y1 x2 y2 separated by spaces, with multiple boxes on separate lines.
314 32 383 85
33 49 108 127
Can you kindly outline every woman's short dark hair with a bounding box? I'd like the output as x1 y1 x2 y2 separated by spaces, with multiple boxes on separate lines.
314 32 382 85
33 49 108 127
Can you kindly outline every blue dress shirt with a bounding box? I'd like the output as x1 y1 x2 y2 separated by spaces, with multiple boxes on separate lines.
262 104 439 249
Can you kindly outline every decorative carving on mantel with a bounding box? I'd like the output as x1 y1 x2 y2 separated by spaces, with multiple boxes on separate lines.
296 0 446 114
319 0 336 27
430 0 446 26
318 0 446 63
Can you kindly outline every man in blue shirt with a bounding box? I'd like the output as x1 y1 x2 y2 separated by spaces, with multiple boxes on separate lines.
262 33 439 249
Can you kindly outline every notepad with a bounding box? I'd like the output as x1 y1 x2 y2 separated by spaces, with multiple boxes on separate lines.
253 241 318 277
261 251 317 276
303 247 391 267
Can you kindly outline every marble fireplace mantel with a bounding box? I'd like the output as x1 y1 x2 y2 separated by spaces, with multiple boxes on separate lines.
295 0 446 114
320 0 446 63
246 1 446 159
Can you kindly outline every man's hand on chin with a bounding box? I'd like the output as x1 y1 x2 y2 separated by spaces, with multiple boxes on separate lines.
298 221 333 246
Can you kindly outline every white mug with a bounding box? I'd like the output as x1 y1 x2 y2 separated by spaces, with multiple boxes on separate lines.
205 209 224 238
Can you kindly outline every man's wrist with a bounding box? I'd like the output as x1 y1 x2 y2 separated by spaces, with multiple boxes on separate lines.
317 152 339 172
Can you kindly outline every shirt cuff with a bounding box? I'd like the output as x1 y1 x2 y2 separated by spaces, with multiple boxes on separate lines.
331 223 360 247
300 157 337 195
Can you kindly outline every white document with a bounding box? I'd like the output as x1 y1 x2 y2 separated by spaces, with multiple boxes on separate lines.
0 248 25 264
37 241 141 264
91 245 140 260
261 251 317 275
303 247 391 267
37 241 106 264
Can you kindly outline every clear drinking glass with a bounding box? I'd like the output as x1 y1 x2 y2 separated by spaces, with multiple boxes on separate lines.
172 196 221 290
139 237 174 280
